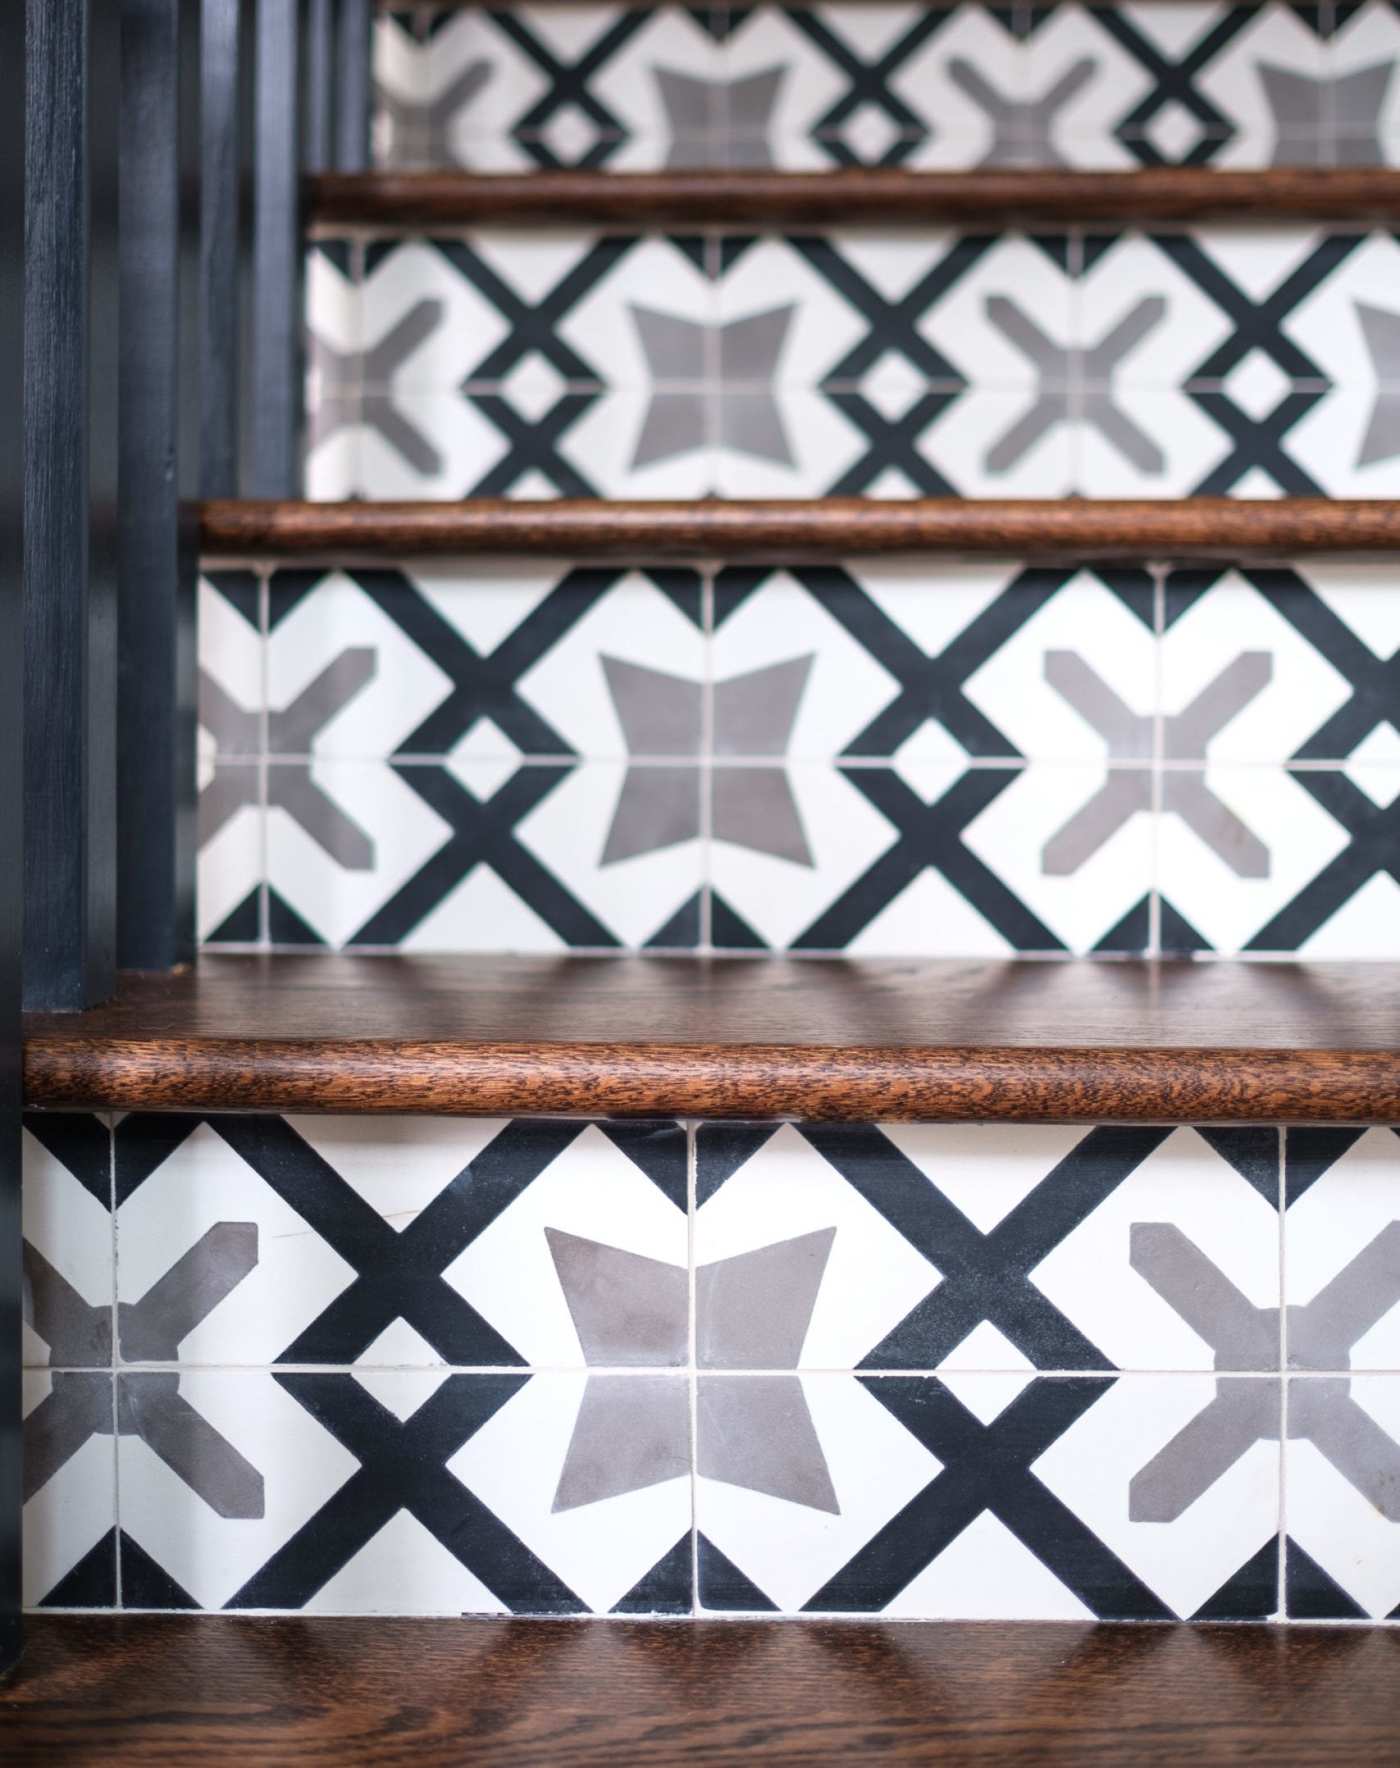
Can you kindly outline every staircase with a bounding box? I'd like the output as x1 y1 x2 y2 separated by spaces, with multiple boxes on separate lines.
19 0 1400 1648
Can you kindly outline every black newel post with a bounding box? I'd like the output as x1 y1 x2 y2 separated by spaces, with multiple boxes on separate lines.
23 0 120 1012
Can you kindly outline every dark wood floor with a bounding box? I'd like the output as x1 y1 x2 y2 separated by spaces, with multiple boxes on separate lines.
2 1617 1399 1765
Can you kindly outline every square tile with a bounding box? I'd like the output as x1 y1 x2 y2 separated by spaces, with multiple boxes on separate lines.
24 1369 117 1609
117 1368 691 1615
697 1123 1279 1374
265 562 704 764
1285 1374 1400 1618
113 1114 687 1370
1284 1126 1400 1372
22 1115 113 1370
1153 762 1399 955
698 1372 1280 1618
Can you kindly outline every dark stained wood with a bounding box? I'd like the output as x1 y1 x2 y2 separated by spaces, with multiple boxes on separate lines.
198 497 1400 563
5 1616 1400 1765
308 167 1400 226
22 954 1400 1123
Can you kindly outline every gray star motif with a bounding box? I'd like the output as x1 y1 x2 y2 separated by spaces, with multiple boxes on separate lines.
629 304 796 469
654 64 786 168
1258 61 1393 166
1356 300 1400 469
599 653 815 866
546 1226 840 1515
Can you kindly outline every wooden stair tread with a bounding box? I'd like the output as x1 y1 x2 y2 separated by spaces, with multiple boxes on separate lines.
307 166 1400 225
6 1613 1400 1764
23 954 1400 1122
198 497 1400 561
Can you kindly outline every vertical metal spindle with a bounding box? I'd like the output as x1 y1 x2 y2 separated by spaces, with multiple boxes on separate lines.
334 0 373 173
248 0 302 497
0 0 26 1680
118 0 202 973
201 0 243 498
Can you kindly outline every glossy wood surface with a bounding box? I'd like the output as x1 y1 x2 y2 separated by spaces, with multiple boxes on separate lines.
23 955 1400 1123
307 167 1400 225
199 497 1400 562
5 1616 1400 1765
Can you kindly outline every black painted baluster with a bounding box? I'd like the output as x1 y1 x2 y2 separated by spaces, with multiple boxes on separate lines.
334 0 373 173
304 0 333 173
0 0 25 1682
248 0 302 498
200 0 244 498
24 0 119 1012
118 0 202 973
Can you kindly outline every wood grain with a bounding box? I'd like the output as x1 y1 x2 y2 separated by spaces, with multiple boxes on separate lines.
23 955 1400 1123
199 497 1400 562
5 1616 1400 1765
307 167 1400 225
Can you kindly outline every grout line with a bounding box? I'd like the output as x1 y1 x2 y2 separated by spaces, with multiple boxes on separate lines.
109 1114 121 1612
687 1118 699 1617
1277 1122 1288 1622
28 1363 1356 1379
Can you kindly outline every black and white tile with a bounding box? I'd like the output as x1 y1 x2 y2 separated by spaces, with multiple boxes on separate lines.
31 1113 1400 1619
303 223 1400 500
373 5 1400 173
196 556 1400 954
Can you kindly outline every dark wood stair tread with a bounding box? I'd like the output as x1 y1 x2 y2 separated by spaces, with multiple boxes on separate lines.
199 497 1400 561
23 954 1400 1122
5 1614 1400 1764
307 166 1400 225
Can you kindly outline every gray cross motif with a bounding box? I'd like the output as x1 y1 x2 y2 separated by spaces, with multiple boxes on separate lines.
23 1228 265 1518
629 304 796 468
600 653 814 865
1129 1221 1400 1522
1258 61 1394 167
1040 650 1272 877
654 65 786 168
546 1226 840 1514
1356 300 1400 470
947 55 1096 167
199 650 377 869
984 294 1167 476
376 60 493 168
308 299 445 474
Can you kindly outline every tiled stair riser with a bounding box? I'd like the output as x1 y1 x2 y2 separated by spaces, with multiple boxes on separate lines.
304 225 1400 502
22 1113 1400 1620
196 560 1400 955
373 3 1400 174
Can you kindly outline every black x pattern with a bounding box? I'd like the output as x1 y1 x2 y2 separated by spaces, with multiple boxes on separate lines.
1086 7 1258 166
415 235 636 386
354 565 617 756
790 765 1064 951
348 763 619 949
213 1114 584 1364
227 1373 585 1612
488 7 651 148
783 7 969 147
1150 232 1366 493
800 1123 1170 1369
1247 567 1400 761
464 387 608 496
1246 769 1400 951
804 1377 1173 1618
